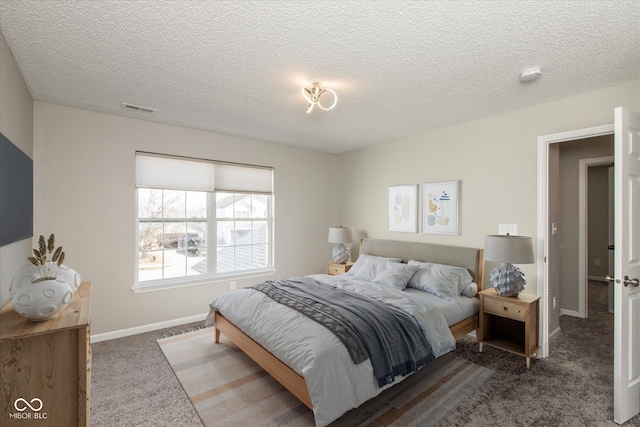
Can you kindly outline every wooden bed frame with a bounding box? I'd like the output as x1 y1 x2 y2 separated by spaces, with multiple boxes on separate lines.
213 238 484 411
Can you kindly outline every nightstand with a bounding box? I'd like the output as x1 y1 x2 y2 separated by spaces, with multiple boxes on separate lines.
478 287 540 369
327 261 353 275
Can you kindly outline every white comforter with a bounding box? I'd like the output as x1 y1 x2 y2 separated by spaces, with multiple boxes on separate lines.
208 274 456 427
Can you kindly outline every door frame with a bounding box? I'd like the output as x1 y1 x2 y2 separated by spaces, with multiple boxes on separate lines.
577 156 615 318
536 123 614 357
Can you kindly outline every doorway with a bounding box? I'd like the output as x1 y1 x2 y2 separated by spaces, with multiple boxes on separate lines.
554 139 614 321
536 124 614 357
546 135 614 340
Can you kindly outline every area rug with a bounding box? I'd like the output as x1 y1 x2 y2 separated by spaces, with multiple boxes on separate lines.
157 327 494 427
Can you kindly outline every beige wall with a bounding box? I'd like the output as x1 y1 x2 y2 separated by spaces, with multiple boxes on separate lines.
33 102 335 335
0 31 33 306
335 80 640 295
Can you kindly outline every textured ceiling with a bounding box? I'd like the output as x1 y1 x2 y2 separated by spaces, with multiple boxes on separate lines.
0 1 638 153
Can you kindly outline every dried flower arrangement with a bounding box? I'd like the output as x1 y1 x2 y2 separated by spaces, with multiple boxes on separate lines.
27 234 65 283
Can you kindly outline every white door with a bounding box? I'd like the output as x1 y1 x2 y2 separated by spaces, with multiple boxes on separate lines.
613 107 640 424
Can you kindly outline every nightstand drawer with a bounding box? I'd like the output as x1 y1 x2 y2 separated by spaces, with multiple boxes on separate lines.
326 261 353 276
328 265 343 275
483 298 526 321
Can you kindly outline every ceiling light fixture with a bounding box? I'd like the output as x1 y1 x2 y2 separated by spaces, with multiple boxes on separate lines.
301 83 337 113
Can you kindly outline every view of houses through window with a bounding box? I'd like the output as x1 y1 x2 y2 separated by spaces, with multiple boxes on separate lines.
216 193 269 273
137 189 271 285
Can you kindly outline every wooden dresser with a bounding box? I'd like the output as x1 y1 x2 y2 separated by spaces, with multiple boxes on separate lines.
0 282 91 426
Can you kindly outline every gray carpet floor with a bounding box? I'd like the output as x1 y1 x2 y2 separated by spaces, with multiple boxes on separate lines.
91 281 640 426
442 281 639 426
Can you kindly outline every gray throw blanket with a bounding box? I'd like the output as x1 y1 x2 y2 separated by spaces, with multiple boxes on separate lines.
252 277 434 387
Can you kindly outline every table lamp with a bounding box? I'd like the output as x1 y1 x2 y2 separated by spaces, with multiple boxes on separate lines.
484 234 535 296
328 226 353 264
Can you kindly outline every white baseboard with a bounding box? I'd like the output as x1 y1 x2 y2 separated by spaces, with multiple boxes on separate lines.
560 308 582 318
90 312 209 343
549 326 561 340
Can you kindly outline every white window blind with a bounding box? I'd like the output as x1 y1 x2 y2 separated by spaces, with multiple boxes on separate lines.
214 163 273 194
135 153 214 192
136 152 273 194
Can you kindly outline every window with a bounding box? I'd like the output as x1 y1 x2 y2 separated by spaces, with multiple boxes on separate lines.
215 193 269 274
135 152 273 289
138 189 208 282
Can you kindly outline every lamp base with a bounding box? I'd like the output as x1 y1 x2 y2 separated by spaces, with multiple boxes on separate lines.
490 263 526 297
332 244 350 264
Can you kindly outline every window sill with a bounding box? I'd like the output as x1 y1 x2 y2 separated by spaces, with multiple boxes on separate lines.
131 269 277 293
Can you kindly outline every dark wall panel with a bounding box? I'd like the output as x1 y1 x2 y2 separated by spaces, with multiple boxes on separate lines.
0 132 33 247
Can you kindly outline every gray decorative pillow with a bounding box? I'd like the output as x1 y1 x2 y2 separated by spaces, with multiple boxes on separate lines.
461 282 478 297
407 260 473 299
372 262 420 290
347 254 402 278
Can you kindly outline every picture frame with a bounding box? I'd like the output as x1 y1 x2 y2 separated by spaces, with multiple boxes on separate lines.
388 184 418 233
422 180 459 235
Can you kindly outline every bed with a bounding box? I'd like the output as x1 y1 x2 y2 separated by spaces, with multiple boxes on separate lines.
209 238 484 426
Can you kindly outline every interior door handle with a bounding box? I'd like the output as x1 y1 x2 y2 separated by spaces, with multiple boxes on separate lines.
623 276 640 287
606 275 620 284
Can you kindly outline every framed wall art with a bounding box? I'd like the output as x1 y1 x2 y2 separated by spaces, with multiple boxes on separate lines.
422 180 459 235
388 184 418 232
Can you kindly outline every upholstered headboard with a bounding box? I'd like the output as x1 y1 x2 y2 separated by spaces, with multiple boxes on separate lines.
359 238 484 290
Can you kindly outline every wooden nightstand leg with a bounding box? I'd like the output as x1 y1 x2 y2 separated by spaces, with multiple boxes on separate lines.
526 357 531 369
479 342 483 353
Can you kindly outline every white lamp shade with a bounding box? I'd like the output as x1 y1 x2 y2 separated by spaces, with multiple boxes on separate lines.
484 235 534 264
328 227 353 244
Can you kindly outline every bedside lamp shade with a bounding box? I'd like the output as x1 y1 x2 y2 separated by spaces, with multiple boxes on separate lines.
328 226 353 264
484 234 534 296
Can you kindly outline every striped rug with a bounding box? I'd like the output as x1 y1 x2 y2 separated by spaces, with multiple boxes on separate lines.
157 327 493 426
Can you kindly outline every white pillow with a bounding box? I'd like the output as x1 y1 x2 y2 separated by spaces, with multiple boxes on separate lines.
407 260 473 299
352 257 394 282
347 254 402 277
372 262 420 290
461 282 478 298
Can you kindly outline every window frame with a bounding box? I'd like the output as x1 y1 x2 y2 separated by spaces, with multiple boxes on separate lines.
133 154 275 293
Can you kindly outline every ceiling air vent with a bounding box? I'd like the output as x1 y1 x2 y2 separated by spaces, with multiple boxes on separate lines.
121 103 157 114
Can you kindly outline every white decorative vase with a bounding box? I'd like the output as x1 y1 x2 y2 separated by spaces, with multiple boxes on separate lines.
55 264 82 292
10 263 80 321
